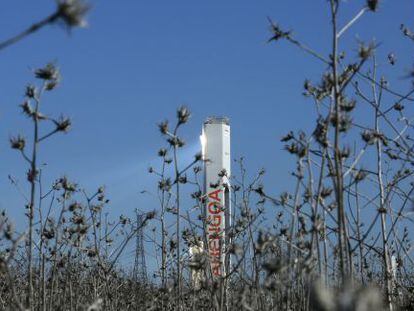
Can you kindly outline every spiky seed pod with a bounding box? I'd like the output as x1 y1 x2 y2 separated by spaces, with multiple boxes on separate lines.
358 42 375 59
330 112 352 132
25 84 37 98
178 175 187 184
119 215 129 225
254 185 265 196
86 248 97 257
146 211 156 220
303 79 312 92
10 135 26 150
194 152 202 161
285 142 298 155
69 202 81 212
267 19 290 43
191 190 202 199
218 169 227 177
367 0 379 12
60 176 77 192
385 149 398 160
361 130 376 145
177 106 190 124
35 63 60 81
27 169 38 182
158 148 167 157
57 0 90 28
281 131 294 142
355 169 367 182
279 192 290 206
4 224 14 240
72 215 85 225
42 228 55 240
167 137 185 147
297 145 307 158
158 178 172 191
313 117 328 147
320 186 333 199
394 103 404 111
158 120 169 134
55 116 72 132
340 99 356 112
45 80 59 91
339 146 351 159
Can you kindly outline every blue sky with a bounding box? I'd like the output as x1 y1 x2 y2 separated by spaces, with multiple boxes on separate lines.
0 1 413 267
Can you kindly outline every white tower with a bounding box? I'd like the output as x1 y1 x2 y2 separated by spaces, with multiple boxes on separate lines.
201 117 231 277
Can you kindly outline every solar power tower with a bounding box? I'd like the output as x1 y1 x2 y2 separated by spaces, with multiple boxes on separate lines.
201 117 231 278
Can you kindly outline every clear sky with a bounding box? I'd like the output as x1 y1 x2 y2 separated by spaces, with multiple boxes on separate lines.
0 1 413 267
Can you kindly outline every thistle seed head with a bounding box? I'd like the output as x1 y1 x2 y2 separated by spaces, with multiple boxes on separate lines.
367 0 379 12
35 63 60 81
158 120 169 135
57 0 90 29
55 116 72 132
177 106 191 124
10 135 26 150
25 84 37 98
158 148 167 157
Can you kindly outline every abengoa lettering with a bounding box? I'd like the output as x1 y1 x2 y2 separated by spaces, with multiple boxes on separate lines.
202 116 230 279
207 188 224 276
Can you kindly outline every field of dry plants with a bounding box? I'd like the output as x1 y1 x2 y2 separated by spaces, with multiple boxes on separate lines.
1 0 414 310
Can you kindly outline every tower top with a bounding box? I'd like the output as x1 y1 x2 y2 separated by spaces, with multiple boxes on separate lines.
204 116 230 125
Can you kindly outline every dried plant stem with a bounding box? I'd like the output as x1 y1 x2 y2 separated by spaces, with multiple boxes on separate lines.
337 7 367 39
330 0 348 280
27 95 41 309
0 12 59 51
372 57 394 311
173 136 182 309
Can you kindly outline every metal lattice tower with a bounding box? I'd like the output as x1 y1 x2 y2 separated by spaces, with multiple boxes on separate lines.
133 211 148 283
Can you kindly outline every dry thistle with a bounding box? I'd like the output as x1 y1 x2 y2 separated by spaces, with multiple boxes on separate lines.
20 101 34 117
313 117 329 147
25 84 37 98
158 120 169 135
57 0 90 29
10 135 26 150
194 152 202 161
339 98 356 112
158 148 167 157
267 18 290 43
367 0 380 12
177 106 191 125
35 62 60 81
281 131 294 142
54 115 72 132
361 130 376 145
358 42 375 60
